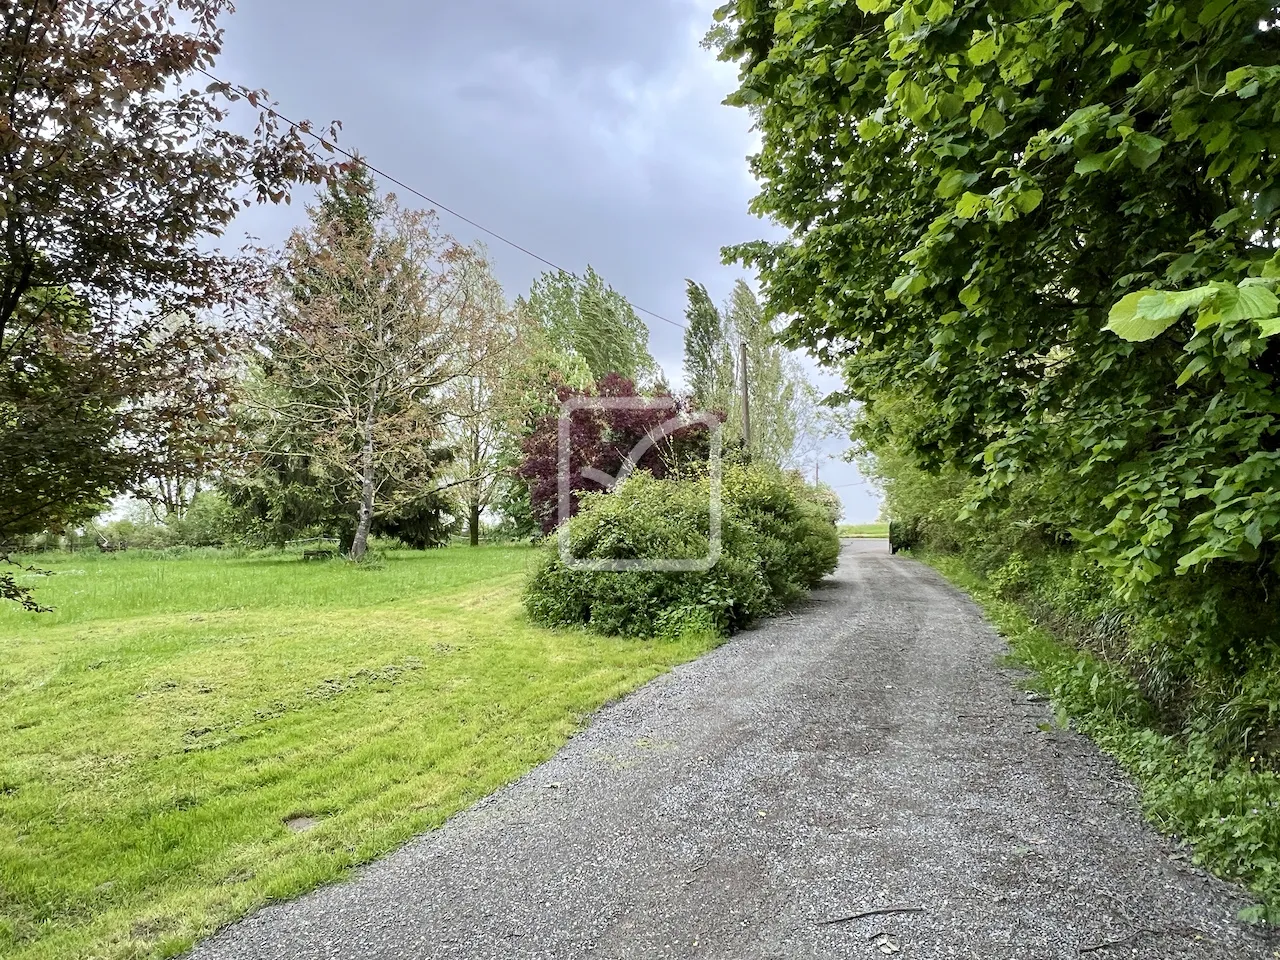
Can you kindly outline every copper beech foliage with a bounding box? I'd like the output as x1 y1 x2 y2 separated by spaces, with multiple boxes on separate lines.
0 0 344 333
0 0 347 556
517 374 718 535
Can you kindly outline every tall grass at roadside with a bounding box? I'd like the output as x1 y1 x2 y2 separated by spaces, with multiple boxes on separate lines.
927 552 1280 925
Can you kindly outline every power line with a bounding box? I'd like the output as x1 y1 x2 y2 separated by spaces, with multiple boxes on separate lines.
197 68 688 332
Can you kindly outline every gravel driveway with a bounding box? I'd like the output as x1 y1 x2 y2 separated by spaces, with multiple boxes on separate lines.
190 541 1277 959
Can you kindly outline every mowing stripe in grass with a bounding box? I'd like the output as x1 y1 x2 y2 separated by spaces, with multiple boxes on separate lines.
0 547 721 960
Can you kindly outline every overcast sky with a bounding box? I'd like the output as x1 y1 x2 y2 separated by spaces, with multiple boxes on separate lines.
218 0 880 521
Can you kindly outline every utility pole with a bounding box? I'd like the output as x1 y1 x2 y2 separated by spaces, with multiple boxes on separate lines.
740 340 752 453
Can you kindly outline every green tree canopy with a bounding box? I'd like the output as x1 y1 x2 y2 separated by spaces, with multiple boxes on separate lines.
714 0 1280 615
232 172 493 558
682 280 730 404
724 280 797 466
516 266 659 385
1 0 338 607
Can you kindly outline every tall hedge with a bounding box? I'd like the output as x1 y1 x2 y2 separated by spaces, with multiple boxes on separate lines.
713 0 1280 662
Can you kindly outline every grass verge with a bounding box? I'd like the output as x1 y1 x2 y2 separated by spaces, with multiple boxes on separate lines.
0 547 721 959
925 551 1280 925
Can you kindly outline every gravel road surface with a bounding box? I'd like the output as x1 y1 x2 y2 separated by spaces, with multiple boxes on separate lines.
191 541 1278 959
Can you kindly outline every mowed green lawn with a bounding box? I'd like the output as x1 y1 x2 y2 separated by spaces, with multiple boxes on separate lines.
0 547 719 960
837 522 889 538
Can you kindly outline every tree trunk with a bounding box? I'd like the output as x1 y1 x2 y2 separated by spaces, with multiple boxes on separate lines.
350 423 376 561
468 418 482 547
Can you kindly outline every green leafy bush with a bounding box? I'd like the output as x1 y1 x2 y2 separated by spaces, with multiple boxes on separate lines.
93 515 177 551
888 517 923 554
170 492 240 547
524 466 839 640
806 483 844 526
83 493 241 552
723 463 839 607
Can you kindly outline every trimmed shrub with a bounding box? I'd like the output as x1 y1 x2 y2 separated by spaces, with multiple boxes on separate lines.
721 463 839 606
791 499 843 587
524 465 839 639
888 517 923 554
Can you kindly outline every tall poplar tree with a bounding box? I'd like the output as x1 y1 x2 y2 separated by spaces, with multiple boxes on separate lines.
516 266 660 384
682 280 729 404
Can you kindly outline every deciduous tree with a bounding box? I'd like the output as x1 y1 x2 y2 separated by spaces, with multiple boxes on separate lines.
0 0 341 601
712 0 1280 642
247 174 494 560
517 266 659 385
442 248 518 547
682 280 731 405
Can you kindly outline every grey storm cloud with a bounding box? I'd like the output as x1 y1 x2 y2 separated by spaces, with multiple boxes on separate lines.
222 0 765 354
218 1 880 521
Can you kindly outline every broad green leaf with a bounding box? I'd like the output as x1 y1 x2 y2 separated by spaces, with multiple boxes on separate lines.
936 91 965 118
899 80 928 123
1255 317 1280 337
977 108 1006 137
1074 152 1111 174
1134 286 1218 323
926 0 954 21
1199 0 1234 24
887 273 926 300
1211 208 1242 230
1195 307 1225 331
1175 355 1211 387
955 191 987 219
1167 253 1198 283
858 117 884 140
969 33 998 66
1125 132 1164 171
1255 186 1280 220
1217 283 1279 323
1171 108 1198 140
1109 52 1134 80
937 169 976 198
1015 186 1044 213
1105 289 1210 341
1225 66 1253 91
1203 122 1233 156
1105 291 1156 340
856 0 892 12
